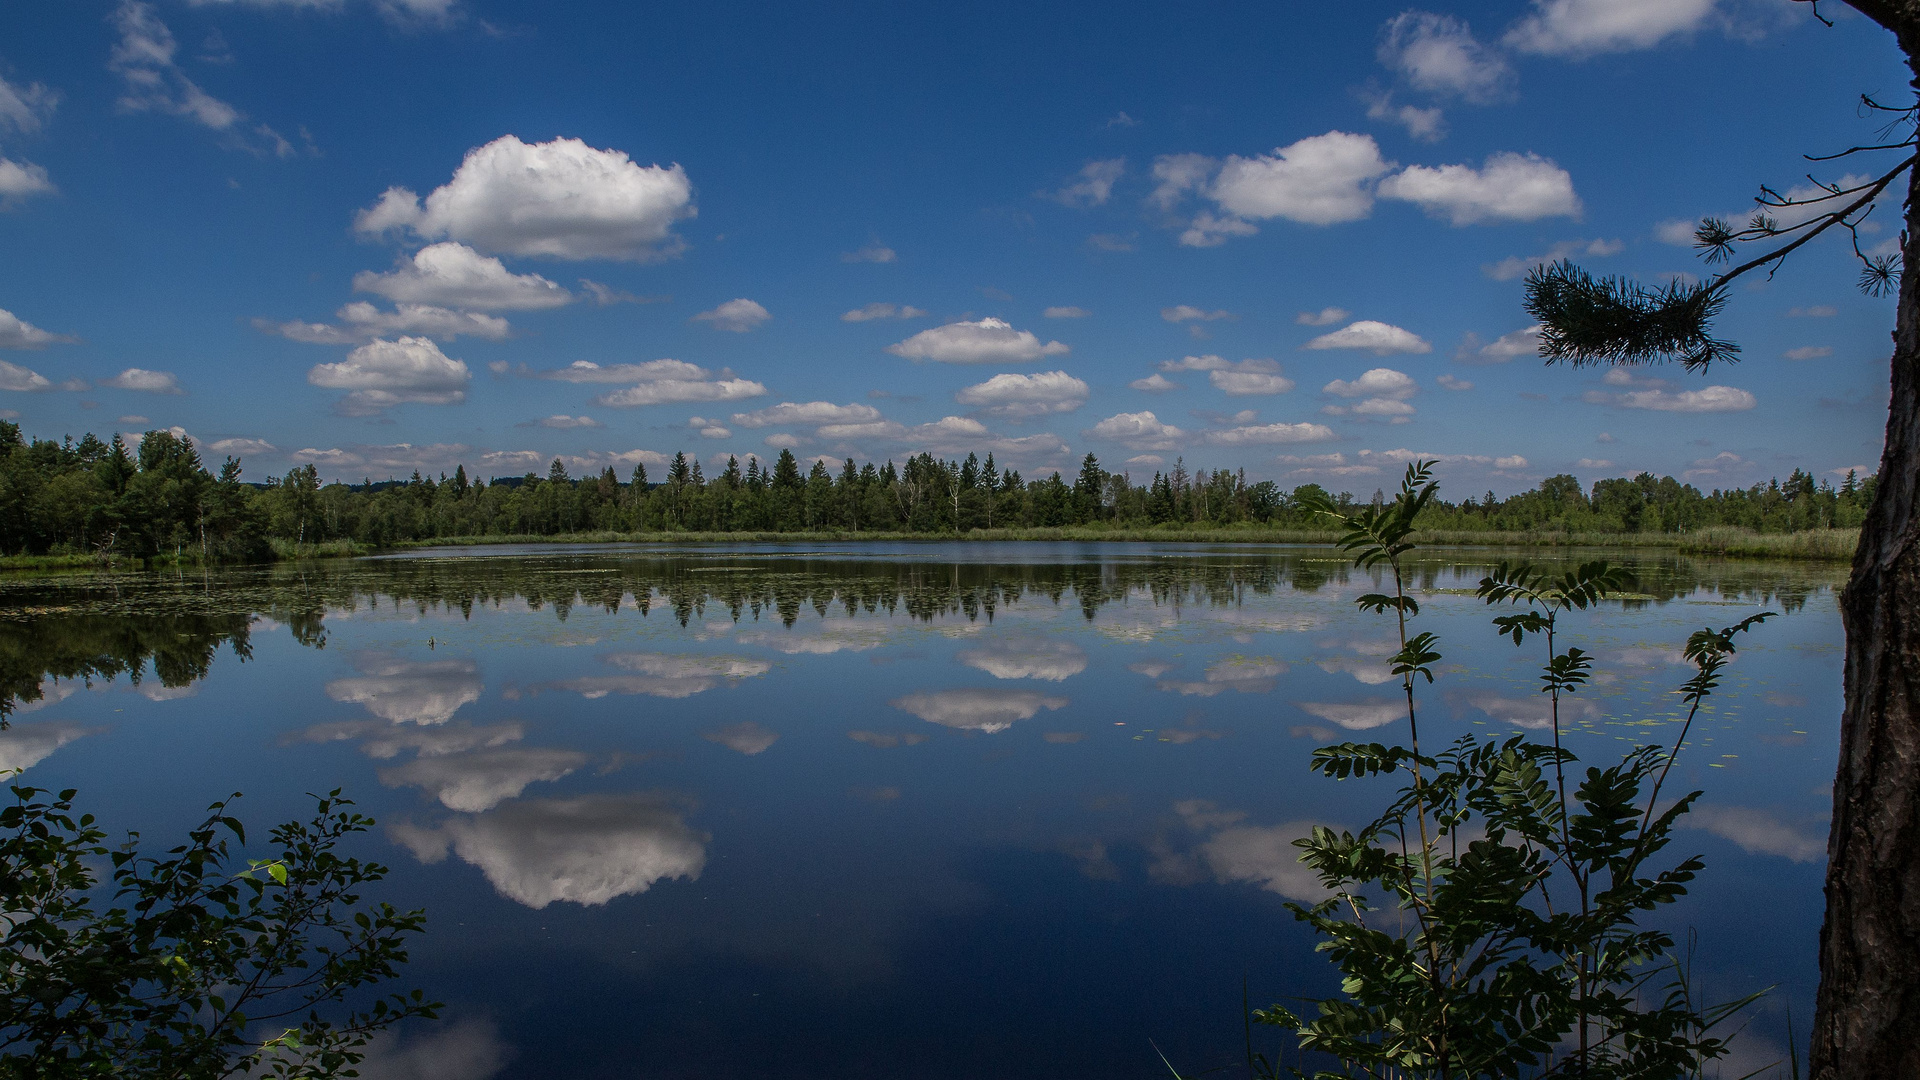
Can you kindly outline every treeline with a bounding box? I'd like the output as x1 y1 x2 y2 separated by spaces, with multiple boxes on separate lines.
0 420 1877 560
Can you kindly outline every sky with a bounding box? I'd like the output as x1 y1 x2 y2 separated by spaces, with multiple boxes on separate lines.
0 0 1905 495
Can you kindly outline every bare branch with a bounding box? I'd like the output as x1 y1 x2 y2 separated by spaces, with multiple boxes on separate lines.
1707 153 1914 288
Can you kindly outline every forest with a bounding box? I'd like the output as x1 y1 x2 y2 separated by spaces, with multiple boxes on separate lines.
0 419 1877 561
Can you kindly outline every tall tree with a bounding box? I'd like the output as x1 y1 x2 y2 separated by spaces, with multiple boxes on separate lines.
1521 8 1919 1072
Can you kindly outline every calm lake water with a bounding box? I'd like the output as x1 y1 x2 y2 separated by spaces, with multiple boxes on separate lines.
0 542 1846 1078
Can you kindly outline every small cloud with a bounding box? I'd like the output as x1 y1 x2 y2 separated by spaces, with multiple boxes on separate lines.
1046 158 1126 207
692 298 770 332
841 302 927 322
1131 374 1179 393
1576 458 1613 469
702 721 779 755
101 368 184 394
841 244 897 263
117 414 149 425
1126 454 1164 466
1043 306 1091 319
1104 111 1138 129
1295 307 1350 326
1303 320 1431 356
1457 325 1542 364
578 279 665 305
1784 346 1832 361
1435 373 1472 390
1596 432 1616 443
888 318 1069 364
520 415 602 429
1087 232 1136 252
1161 305 1235 323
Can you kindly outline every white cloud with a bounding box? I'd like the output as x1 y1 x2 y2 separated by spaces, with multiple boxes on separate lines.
840 244 896 263
1784 346 1832 361
1047 158 1125 207
307 336 471 415
327 655 482 725
1130 373 1179 393
1576 457 1613 469
1684 804 1826 863
1210 369 1296 396
702 721 780 755
1483 237 1621 280
1209 131 1390 226
1088 410 1185 451
207 436 276 456
527 415 601 429
1505 0 1719 56
1126 454 1164 466
0 722 98 773
380 747 588 812
1161 305 1234 323
1461 325 1544 363
1379 11 1513 103
101 368 183 394
958 641 1088 682
393 794 707 909
1178 212 1260 248
352 135 695 262
0 158 56 206
890 689 1068 733
693 420 730 438
266 301 515 344
109 2 244 132
692 298 770 332
1148 153 1217 210
532 359 707 384
0 74 58 136
1436 373 1472 390
0 308 74 349
732 401 882 428
1378 152 1580 225
1618 385 1756 412
955 371 1090 418
1158 657 1287 696
1364 93 1447 143
1201 422 1336 445
1331 380 1413 402
1201 821 1329 901
1087 232 1135 252
1305 321 1431 355
348 1019 510 1080
1683 450 1751 479
1297 700 1405 730
841 302 926 322
1296 307 1350 326
887 318 1069 364
1324 398 1417 422
1043 306 1090 318
354 243 572 311
596 377 766 408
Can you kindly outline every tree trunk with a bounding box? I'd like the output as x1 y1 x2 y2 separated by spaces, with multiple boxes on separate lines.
1814 13 1920 1073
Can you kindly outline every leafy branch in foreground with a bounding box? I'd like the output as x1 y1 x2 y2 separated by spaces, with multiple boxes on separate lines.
0 786 438 1079
1188 462 1778 1079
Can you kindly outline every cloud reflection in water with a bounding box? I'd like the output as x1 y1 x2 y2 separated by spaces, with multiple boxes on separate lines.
957 640 1087 681
327 655 483 725
890 689 1068 732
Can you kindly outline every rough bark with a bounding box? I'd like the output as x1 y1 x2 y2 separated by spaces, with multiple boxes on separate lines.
1814 8 1920 1076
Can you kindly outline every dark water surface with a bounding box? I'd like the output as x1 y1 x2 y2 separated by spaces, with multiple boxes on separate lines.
0 543 1845 1078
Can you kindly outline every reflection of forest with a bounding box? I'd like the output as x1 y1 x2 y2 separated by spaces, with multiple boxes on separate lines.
0 547 1841 715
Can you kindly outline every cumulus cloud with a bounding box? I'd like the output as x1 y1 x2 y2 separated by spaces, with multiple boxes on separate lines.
1364 92 1447 143
1200 421 1336 445
1161 305 1234 323
1200 820 1329 901
1148 153 1217 210
1211 370 1296 395
701 721 779 755
1043 306 1090 319
327 655 483 725
840 244 897 263
1378 152 1580 225
354 242 571 311
0 158 56 206
887 318 1069 364
1130 373 1179 393
563 358 767 408
380 747 588 812
349 1018 510 1080
1379 11 1513 103
1047 158 1125 207
0 722 98 773
1683 803 1826 863
731 401 881 428
1584 371 1757 413
1459 325 1544 363
1324 369 1418 399
1158 657 1287 696
1505 0 1719 56
1306 322 1431 356
307 336 471 415
1296 307 1350 326
352 135 695 262
1436 373 1472 390
0 309 75 349
691 298 770 332
954 371 1090 418
532 359 703 384
393 794 706 909
523 415 601 429
890 689 1068 733
957 640 1088 682
1209 131 1390 228
1088 410 1185 451
1297 700 1405 730
1482 237 1621 281
259 302 514 344
841 302 926 322
101 368 183 394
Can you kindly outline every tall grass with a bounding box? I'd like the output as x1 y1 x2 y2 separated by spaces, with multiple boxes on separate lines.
1675 526 1859 560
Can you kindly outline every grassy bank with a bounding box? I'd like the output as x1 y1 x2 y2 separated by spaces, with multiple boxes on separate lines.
0 553 136 572
383 524 1860 560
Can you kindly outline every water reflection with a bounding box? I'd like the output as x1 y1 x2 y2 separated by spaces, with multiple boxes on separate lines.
380 747 589 811
1295 700 1406 730
392 794 708 909
1685 804 1827 863
327 655 484 725
295 719 528 759
701 721 779 755
957 640 1088 681
890 689 1070 732
1156 657 1287 696
0 720 97 771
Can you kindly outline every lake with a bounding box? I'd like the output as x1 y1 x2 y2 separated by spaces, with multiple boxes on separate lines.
0 542 1846 1078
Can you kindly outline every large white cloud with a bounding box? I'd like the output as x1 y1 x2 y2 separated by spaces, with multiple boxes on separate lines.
393 794 707 909
1378 152 1581 225
308 336 472 415
1306 322 1432 356
1088 410 1185 451
1201 422 1336 445
354 242 572 311
732 401 881 428
1208 131 1390 227
0 309 75 350
955 371 1090 418
353 135 696 262
326 656 483 725
890 689 1068 733
1379 11 1513 103
887 318 1070 364
1504 0 1718 56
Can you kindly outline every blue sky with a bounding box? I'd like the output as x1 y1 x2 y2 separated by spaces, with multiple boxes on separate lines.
0 0 1903 493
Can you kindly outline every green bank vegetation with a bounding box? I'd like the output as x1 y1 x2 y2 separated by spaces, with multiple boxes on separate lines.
0 420 1871 565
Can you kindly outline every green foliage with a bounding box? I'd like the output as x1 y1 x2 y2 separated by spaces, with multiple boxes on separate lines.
1231 463 1775 1079
0 786 437 1078
1524 261 1737 372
